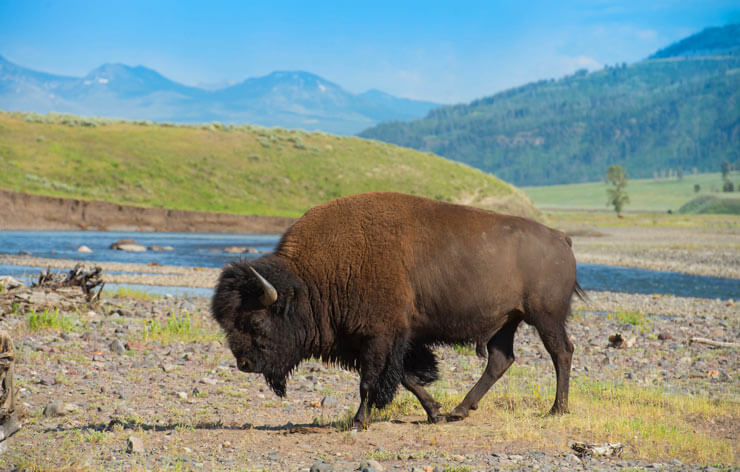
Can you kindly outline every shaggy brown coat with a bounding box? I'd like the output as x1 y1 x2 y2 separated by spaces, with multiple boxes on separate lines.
212 192 583 429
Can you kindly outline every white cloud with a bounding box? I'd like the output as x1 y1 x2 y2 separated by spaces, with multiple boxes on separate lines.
568 55 602 70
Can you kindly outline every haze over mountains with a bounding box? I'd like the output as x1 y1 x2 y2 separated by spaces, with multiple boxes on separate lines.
360 24 740 186
0 57 438 135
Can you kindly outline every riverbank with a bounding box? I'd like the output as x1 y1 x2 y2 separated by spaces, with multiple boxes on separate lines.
0 189 295 233
568 225 740 279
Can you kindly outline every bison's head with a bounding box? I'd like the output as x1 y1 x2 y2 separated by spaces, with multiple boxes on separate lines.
211 258 304 397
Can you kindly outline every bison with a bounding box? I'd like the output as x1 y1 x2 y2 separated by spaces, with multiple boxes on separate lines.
211 192 584 429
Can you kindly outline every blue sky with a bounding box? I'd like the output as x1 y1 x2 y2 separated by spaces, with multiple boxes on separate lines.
1 1 738 103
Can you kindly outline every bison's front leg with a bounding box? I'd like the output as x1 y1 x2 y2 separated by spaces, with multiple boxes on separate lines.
353 338 406 430
402 376 443 423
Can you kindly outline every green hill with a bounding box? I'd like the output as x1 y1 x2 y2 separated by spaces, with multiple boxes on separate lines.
0 111 538 218
359 24 740 187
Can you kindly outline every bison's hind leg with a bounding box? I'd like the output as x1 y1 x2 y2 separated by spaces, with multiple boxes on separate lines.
402 344 444 423
531 310 574 414
448 317 521 421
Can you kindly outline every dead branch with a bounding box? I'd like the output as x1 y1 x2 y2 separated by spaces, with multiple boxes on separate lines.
689 337 739 349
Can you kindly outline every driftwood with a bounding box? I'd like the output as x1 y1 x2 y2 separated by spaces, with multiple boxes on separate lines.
689 337 739 349
571 441 624 458
33 264 105 302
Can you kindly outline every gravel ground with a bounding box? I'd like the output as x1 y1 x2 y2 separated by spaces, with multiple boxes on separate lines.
0 223 738 471
0 280 737 470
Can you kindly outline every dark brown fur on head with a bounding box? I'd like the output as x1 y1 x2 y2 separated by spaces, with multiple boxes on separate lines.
211 257 307 397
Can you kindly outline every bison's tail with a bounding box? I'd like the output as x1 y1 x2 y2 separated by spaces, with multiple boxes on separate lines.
573 281 588 302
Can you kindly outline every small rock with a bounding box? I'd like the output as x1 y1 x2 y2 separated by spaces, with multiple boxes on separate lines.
267 452 280 461
148 245 174 251
177 392 188 400
200 377 218 386
310 460 333 472
359 459 384 472
126 435 144 454
109 339 126 355
43 401 77 417
321 395 338 408
608 333 636 349
161 363 175 373
224 246 247 254
183 446 193 454
0 276 24 290
77 245 93 253
657 332 673 341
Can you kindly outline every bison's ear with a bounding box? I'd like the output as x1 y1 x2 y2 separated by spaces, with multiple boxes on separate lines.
250 267 278 307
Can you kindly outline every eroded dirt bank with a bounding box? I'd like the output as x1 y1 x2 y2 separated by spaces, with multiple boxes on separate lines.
0 189 295 233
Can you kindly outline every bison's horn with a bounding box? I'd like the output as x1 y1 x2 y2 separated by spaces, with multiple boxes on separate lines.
249 267 278 307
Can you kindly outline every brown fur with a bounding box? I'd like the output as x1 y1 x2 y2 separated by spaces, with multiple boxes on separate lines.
212 192 583 429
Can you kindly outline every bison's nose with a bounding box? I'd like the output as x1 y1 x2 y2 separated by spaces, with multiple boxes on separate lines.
237 358 253 372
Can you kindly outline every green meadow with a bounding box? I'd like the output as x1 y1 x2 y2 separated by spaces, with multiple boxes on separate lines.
522 172 740 213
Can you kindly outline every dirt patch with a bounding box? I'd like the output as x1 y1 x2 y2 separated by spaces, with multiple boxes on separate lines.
0 189 295 233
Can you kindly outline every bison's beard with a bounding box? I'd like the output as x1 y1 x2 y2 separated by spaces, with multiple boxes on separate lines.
264 371 287 397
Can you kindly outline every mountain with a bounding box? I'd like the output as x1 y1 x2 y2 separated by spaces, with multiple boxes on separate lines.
650 24 740 59
359 24 740 186
0 57 438 135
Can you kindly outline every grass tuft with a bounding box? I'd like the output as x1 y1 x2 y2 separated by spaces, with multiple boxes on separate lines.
139 311 222 345
26 308 77 332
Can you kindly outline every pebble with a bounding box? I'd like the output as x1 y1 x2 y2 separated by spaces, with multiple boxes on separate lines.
43 401 78 417
321 395 337 408
109 339 126 355
359 459 384 472
310 459 333 472
126 436 144 454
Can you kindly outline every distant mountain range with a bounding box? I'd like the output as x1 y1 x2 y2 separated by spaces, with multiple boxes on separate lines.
360 24 740 186
0 57 438 135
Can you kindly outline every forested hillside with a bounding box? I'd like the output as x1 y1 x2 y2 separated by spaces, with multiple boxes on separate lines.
360 25 740 186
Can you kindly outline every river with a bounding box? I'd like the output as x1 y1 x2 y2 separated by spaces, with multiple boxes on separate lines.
0 230 737 300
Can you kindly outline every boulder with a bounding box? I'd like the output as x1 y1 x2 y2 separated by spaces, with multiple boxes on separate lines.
109 239 146 252
77 245 93 253
148 245 174 251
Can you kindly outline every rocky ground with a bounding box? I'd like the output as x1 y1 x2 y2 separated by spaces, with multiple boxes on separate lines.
0 222 738 471
0 274 737 471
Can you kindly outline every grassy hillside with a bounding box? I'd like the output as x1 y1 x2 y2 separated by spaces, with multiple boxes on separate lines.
521 172 740 213
0 111 538 218
360 55 740 186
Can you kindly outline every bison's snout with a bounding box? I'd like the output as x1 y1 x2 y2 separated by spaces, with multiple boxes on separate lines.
236 357 259 373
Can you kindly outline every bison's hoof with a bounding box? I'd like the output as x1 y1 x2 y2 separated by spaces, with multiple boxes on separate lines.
548 406 569 415
427 413 445 424
446 409 468 422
